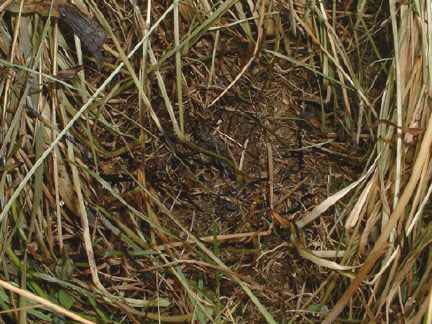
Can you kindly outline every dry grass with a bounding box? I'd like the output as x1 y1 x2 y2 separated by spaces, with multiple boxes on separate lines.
0 0 431 323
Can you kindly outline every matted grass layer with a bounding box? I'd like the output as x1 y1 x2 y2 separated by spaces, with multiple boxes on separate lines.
0 0 431 323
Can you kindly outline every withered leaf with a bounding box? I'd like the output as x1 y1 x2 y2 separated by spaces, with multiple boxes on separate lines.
58 4 106 62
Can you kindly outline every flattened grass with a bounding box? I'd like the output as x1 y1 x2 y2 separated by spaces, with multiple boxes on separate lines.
0 0 431 323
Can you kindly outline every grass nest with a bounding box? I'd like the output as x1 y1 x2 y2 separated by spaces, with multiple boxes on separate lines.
0 0 431 323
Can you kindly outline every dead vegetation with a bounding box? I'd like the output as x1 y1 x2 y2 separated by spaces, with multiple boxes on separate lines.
0 0 431 323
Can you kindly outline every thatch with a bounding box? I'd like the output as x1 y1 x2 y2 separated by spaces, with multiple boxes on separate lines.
0 0 431 323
